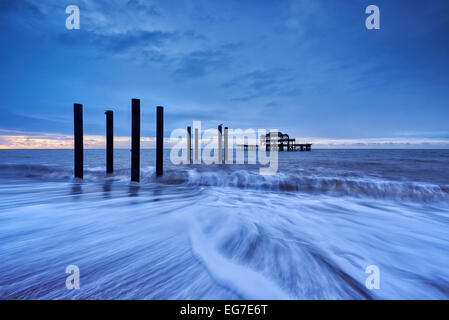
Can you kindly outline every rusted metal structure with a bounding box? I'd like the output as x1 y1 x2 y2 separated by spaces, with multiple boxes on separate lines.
263 132 311 151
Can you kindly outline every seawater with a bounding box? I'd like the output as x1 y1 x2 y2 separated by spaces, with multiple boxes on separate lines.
0 149 448 299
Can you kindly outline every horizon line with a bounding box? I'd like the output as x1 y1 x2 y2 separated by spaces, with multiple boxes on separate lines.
1 129 449 149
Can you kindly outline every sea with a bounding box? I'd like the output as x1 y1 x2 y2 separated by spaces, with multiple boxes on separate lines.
0 149 448 299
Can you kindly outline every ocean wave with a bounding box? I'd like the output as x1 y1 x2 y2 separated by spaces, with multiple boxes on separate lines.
189 224 290 299
179 169 449 202
1 164 448 202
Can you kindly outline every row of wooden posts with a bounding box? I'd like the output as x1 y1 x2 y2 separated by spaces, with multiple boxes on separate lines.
73 99 163 182
73 99 230 182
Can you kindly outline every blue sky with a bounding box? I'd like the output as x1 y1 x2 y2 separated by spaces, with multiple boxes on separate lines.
0 0 448 148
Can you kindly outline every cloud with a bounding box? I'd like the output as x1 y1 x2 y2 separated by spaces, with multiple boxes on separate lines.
0 0 46 32
59 28 237 75
0 0 42 15
49 2 222 68
1 0 449 142
295 136 449 149
95 30 177 53
2 129 449 149
396 131 449 140
0 129 155 149
174 48 230 78
223 69 301 102
126 0 160 16
282 0 326 36
168 42 241 78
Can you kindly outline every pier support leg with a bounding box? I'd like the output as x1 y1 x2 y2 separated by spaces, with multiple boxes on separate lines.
105 110 113 174
131 99 140 182
224 127 229 164
194 128 199 164
156 106 164 176
74 103 83 179
218 124 223 164
187 126 191 164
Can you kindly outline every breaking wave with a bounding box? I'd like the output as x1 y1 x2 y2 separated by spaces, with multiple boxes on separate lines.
1 164 448 202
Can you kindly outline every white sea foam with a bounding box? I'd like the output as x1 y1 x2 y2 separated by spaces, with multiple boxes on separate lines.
189 223 290 300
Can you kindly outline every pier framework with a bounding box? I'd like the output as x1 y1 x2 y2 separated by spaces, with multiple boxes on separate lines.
237 131 312 152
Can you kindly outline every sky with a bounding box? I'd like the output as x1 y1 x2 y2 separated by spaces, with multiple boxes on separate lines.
0 0 448 148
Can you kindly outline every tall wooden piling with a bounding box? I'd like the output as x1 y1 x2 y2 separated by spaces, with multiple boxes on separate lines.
73 103 83 179
187 126 192 164
156 106 164 176
224 126 229 163
194 128 199 164
218 124 223 164
131 99 140 182
105 110 113 173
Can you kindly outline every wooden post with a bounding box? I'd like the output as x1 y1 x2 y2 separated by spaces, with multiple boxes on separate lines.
131 99 140 182
194 128 199 164
187 126 192 164
266 132 270 151
73 103 83 179
105 110 113 174
218 124 223 164
224 127 229 164
156 106 164 176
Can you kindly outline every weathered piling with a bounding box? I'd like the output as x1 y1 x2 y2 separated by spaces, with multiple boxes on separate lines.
105 110 113 173
73 103 83 179
194 128 199 164
187 126 192 164
156 106 164 176
131 99 140 182
218 124 223 164
224 126 229 163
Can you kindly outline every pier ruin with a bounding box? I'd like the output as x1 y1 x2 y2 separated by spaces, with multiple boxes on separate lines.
238 131 312 152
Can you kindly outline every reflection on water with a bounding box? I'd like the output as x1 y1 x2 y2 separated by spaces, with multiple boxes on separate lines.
128 184 140 198
102 182 112 199
71 182 82 197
